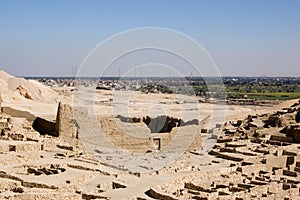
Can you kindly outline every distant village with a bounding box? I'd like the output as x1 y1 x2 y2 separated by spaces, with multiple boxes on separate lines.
29 76 300 105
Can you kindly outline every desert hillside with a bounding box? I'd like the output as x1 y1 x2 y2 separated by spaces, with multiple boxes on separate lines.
0 70 59 102
0 70 72 119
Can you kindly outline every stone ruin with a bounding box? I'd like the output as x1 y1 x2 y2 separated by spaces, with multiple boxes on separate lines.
32 102 78 139
55 102 78 139
280 125 300 143
153 100 300 199
0 95 13 137
99 115 202 153
31 103 202 153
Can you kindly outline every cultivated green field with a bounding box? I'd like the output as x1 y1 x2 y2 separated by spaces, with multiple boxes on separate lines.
225 85 300 100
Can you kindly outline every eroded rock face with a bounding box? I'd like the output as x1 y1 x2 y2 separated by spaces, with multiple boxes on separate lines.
16 85 33 100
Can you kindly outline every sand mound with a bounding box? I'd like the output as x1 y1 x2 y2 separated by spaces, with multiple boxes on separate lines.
0 70 14 81
0 70 59 103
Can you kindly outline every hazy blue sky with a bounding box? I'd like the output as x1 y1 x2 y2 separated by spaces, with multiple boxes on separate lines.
0 0 299 77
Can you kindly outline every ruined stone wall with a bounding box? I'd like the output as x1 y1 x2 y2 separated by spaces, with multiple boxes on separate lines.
55 102 77 139
98 117 201 153
1 107 36 122
98 118 154 153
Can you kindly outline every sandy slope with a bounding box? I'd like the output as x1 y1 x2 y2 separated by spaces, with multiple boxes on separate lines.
0 70 71 119
0 70 59 102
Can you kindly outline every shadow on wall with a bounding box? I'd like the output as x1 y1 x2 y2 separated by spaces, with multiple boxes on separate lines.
32 117 58 137
32 102 78 138
116 115 199 133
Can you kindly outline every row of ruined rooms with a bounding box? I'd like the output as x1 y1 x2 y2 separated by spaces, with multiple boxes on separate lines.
1 101 203 153
32 114 199 136
30 103 202 152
